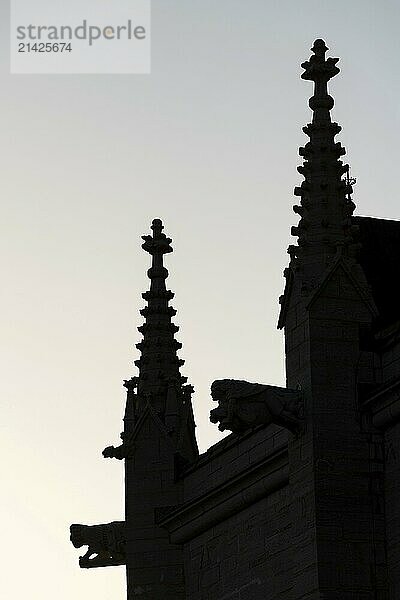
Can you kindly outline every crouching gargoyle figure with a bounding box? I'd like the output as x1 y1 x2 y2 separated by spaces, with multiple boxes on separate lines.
210 379 303 434
70 521 126 568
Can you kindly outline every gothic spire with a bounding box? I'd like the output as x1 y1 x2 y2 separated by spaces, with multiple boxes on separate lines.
134 218 187 398
290 39 357 279
278 39 363 329
103 219 198 462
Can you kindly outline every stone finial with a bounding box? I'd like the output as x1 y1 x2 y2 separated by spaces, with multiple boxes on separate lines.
301 39 339 82
142 218 173 259
301 39 340 119
141 218 173 293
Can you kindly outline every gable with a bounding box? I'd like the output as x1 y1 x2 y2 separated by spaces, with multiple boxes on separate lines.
306 258 378 320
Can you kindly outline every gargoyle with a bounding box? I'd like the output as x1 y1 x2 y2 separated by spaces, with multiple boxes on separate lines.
103 442 127 460
103 432 133 460
210 379 303 434
70 521 126 568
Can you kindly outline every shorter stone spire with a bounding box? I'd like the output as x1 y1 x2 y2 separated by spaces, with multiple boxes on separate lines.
103 219 198 462
135 218 186 399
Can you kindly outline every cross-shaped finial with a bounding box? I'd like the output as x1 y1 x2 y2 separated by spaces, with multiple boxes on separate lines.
301 38 340 83
142 218 173 257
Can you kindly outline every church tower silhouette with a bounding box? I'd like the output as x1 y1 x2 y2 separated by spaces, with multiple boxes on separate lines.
71 40 400 599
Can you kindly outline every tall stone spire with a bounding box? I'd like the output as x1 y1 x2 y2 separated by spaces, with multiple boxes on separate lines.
278 39 386 600
278 39 364 329
290 39 357 283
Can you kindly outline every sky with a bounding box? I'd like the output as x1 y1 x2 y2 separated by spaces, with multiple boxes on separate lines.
1 1 399 598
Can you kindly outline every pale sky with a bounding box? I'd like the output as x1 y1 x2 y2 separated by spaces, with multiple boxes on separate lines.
1 1 399 598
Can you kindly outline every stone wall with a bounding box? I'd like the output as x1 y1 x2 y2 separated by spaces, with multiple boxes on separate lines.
385 422 400 599
158 423 291 599
184 489 292 600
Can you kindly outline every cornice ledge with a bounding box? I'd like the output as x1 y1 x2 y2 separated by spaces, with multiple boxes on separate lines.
158 444 288 544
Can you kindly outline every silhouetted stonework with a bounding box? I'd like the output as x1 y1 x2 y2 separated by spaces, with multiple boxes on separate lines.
70 522 126 568
210 379 303 434
71 40 400 599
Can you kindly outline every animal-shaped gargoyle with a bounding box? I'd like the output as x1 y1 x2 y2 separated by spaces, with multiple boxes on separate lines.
70 521 126 568
210 379 303 434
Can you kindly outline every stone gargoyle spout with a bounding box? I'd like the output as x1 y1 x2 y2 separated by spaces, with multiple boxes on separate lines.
210 379 303 435
70 521 126 568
